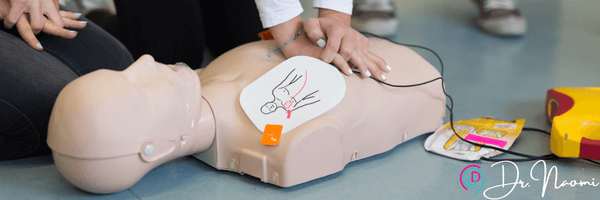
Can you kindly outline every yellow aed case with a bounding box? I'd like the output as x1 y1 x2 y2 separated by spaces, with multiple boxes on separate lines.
546 87 600 159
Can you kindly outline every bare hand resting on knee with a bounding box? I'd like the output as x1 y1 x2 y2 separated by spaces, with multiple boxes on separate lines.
0 0 86 50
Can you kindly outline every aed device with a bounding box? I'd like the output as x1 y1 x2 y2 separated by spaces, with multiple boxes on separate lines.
546 87 600 159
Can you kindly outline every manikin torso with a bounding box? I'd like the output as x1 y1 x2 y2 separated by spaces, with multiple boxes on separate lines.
47 38 445 194
196 38 445 187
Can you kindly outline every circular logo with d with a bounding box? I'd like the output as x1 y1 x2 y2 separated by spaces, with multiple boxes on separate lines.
460 165 485 195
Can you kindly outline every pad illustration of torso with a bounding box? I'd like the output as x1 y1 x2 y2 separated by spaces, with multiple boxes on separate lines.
264 68 319 119
240 56 346 134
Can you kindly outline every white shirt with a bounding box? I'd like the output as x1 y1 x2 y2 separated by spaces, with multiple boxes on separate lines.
255 0 353 28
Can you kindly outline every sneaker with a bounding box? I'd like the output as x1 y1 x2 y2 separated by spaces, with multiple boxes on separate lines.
351 0 399 36
473 0 527 36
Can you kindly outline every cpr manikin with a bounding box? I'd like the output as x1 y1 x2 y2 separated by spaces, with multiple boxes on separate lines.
47 38 446 194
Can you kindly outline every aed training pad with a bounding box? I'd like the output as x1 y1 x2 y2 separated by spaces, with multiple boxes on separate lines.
239 56 346 134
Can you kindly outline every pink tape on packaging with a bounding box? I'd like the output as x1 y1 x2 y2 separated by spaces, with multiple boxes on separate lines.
464 133 507 148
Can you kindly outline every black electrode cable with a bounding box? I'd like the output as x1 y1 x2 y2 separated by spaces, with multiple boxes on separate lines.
362 32 445 77
359 32 600 166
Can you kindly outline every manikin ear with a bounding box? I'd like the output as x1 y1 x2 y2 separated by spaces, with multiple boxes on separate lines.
122 54 160 83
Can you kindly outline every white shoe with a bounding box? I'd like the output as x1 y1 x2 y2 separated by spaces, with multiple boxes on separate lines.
474 0 527 36
351 0 399 36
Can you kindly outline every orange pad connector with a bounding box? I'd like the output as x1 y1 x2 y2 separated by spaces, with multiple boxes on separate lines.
261 124 283 145
258 30 274 40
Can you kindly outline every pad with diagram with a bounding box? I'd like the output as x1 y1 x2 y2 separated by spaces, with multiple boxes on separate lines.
240 56 346 134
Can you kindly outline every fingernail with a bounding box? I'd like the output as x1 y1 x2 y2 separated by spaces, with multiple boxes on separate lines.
36 43 43 49
69 30 77 34
386 65 391 71
78 21 88 24
74 13 82 16
365 70 371 77
381 74 387 80
347 69 353 75
317 38 326 48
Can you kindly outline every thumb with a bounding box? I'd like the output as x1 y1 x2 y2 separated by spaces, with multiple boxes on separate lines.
303 18 327 48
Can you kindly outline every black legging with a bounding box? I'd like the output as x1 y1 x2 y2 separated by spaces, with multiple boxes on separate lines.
0 15 134 160
113 0 266 69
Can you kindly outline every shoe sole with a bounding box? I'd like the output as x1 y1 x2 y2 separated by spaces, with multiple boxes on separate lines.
477 16 527 36
351 18 399 37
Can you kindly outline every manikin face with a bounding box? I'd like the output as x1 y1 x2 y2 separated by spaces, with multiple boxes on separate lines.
48 55 202 159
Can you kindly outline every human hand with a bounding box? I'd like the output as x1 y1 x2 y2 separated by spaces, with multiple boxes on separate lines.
303 17 390 81
1 0 86 50
270 15 325 61
1 0 64 31
278 28 325 60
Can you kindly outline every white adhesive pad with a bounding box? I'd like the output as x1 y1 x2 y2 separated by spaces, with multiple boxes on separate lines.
240 56 346 134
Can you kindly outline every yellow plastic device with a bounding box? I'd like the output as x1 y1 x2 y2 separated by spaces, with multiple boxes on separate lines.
546 87 600 159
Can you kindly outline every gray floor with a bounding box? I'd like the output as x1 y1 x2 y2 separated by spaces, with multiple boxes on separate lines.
2 0 600 199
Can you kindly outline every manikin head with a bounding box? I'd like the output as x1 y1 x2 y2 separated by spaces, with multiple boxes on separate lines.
261 102 278 114
47 55 212 194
